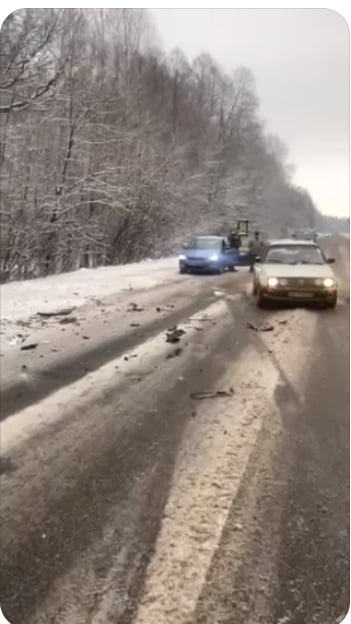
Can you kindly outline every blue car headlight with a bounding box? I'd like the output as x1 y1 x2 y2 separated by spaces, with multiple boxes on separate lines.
179 254 186 261
209 254 219 261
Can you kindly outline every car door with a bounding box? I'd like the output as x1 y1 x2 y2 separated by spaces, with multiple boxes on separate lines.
222 239 237 267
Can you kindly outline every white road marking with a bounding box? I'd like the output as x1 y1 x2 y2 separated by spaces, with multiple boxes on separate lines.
133 310 318 624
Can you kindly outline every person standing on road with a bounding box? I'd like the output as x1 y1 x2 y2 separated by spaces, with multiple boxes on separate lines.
227 229 241 272
248 231 263 272
228 229 241 250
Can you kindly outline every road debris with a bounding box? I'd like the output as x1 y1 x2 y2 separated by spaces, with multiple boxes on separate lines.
20 343 39 351
190 389 234 400
36 307 75 318
234 522 243 531
124 354 138 361
247 321 274 332
130 322 141 327
59 317 78 325
165 326 186 343
128 302 144 312
8 334 26 345
278 319 288 325
166 347 183 359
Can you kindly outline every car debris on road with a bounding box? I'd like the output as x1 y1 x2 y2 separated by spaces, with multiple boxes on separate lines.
8 334 27 346
247 321 274 332
36 307 76 318
20 343 39 351
190 388 234 400
124 354 138 361
165 327 186 343
128 302 144 312
59 317 78 325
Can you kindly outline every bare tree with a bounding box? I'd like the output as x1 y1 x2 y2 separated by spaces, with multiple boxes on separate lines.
0 9 66 113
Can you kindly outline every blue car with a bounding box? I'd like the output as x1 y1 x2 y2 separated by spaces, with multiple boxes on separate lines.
179 236 245 274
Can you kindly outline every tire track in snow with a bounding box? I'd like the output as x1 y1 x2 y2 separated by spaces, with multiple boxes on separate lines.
131 309 318 624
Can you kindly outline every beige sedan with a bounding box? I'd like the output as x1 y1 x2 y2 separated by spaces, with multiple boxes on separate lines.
253 238 338 308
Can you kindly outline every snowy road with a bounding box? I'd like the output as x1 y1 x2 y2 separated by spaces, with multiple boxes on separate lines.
0 237 349 624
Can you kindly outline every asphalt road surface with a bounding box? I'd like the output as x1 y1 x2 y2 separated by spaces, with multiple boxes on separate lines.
0 236 349 624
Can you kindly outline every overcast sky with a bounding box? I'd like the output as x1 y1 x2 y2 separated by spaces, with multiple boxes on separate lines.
151 9 349 218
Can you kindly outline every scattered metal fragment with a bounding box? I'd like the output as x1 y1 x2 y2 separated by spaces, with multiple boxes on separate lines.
37 307 75 318
59 317 78 325
166 326 186 343
128 302 144 312
247 321 274 332
20 343 38 351
124 354 138 361
190 389 234 400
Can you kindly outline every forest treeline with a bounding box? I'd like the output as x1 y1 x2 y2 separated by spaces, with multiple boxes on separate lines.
0 9 330 280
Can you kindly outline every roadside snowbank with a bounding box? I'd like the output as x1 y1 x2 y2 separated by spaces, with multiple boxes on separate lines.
0 257 177 323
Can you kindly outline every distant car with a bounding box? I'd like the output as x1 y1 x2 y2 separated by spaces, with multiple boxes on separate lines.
253 238 337 308
179 236 238 274
293 228 318 243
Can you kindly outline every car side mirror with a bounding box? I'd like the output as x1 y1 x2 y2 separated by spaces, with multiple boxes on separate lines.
326 257 335 264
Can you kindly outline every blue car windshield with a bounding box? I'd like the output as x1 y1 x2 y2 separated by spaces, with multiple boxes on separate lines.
188 238 222 250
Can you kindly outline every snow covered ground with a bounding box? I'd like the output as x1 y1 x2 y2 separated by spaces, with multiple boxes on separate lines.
0 257 177 323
